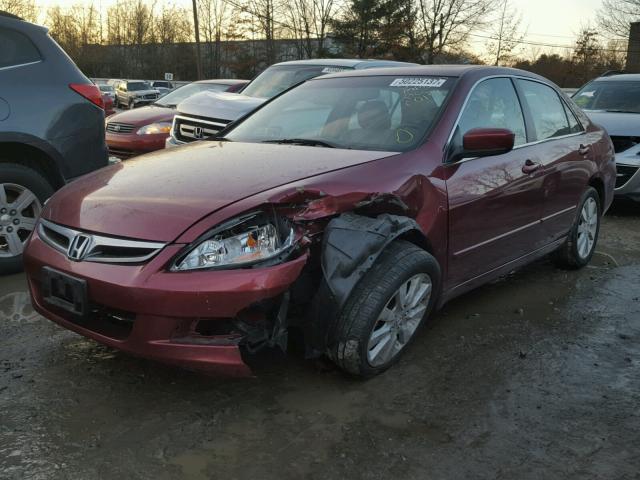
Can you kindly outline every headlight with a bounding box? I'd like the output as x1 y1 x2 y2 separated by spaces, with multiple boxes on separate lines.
172 212 295 271
137 122 172 135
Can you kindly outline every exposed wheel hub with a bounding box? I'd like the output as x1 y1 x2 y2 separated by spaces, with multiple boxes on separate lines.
0 183 42 258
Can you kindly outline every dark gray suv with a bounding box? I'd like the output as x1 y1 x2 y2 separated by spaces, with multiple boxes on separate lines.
0 12 108 273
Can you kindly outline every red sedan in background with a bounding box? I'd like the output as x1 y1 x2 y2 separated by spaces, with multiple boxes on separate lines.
106 79 248 159
25 66 615 377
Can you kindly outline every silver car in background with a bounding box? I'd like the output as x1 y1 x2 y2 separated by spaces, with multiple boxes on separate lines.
573 73 640 201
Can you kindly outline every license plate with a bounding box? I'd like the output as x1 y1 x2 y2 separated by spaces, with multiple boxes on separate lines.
41 267 88 317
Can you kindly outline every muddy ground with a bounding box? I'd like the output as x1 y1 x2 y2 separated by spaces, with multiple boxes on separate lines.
1 201 639 480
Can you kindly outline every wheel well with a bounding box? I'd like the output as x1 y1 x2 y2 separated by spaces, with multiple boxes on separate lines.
589 176 605 206
0 142 64 189
397 228 434 255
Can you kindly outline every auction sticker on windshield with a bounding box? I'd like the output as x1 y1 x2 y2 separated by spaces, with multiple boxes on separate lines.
390 78 447 88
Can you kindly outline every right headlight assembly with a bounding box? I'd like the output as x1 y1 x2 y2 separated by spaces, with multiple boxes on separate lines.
171 211 295 271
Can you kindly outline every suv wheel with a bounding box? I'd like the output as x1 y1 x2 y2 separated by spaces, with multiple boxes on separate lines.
0 163 53 274
555 187 601 269
327 241 441 378
128 98 134 109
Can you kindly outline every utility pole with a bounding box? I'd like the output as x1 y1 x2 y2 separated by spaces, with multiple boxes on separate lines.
192 0 203 80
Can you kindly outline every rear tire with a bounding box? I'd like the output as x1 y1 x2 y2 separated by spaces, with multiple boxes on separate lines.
327 240 441 378
555 187 601 269
0 163 53 275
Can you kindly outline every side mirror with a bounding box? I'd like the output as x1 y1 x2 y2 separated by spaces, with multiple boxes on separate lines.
461 128 515 159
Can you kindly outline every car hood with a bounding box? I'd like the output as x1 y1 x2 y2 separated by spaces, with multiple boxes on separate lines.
106 106 175 126
43 141 398 242
584 111 640 137
177 91 266 122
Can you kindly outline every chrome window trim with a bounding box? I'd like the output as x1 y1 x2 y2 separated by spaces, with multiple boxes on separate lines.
444 74 587 164
0 60 42 72
38 219 166 264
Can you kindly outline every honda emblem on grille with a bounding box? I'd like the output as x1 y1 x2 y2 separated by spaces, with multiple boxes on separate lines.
67 234 92 261
113 124 121 132
193 126 204 139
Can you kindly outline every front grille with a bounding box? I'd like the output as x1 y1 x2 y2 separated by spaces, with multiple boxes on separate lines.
106 122 135 134
38 219 166 264
616 164 639 188
610 136 640 153
173 115 230 143
143 94 158 100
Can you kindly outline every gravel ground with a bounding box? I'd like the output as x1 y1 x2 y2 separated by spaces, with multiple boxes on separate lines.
0 200 638 480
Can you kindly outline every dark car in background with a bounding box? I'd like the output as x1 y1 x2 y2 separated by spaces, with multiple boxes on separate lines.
114 80 160 109
167 59 417 147
24 66 614 377
573 72 640 201
106 79 248 159
0 11 108 274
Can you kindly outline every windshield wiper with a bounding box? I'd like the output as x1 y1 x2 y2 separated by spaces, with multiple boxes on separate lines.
261 138 337 148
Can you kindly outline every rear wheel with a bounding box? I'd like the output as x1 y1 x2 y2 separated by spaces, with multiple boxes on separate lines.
555 187 601 269
327 241 441 377
0 163 53 274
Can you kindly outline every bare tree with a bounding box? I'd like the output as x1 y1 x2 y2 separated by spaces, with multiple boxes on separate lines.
416 0 497 64
485 0 524 65
0 0 38 22
597 0 640 38
199 0 230 76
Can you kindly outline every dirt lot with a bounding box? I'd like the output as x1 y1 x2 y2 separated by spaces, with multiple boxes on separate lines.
1 201 639 480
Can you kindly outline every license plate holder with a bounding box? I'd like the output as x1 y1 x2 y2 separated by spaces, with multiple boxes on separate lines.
41 267 88 317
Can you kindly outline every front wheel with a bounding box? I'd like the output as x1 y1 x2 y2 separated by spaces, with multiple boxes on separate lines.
327 240 441 378
555 187 601 269
128 98 134 109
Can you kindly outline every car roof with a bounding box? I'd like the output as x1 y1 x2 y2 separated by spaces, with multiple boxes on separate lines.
271 58 418 69
0 10 47 33
593 73 640 82
314 64 546 81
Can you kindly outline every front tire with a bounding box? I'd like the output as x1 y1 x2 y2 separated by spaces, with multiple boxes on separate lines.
0 163 53 274
555 187 601 269
327 240 441 378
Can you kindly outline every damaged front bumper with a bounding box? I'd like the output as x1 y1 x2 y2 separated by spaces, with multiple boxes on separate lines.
24 229 308 376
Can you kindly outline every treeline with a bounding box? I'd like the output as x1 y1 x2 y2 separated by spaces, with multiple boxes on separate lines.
0 0 633 85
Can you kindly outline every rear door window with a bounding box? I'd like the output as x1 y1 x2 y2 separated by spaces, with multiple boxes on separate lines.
0 27 41 69
517 80 572 140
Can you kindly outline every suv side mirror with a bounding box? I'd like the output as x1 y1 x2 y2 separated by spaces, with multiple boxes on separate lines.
462 128 515 158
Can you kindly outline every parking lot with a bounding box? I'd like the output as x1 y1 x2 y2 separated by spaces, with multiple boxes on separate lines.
1 200 638 480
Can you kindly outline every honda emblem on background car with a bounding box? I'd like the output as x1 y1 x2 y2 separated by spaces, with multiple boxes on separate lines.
67 234 92 261
193 126 204 139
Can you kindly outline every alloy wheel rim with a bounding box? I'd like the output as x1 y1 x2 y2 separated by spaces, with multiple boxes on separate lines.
577 197 598 260
0 183 41 258
367 273 432 367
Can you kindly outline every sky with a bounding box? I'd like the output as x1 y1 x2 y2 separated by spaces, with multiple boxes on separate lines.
34 0 606 55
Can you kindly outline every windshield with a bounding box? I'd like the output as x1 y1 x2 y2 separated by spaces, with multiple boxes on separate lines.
241 64 354 99
128 81 152 91
154 81 170 88
225 75 455 152
155 82 231 108
99 85 114 92
573 81 640 113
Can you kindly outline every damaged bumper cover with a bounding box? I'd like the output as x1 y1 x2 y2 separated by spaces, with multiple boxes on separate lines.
23 228 308 376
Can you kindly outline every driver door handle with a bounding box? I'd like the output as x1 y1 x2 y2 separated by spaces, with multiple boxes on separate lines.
522 159 543 174
578 144 591 156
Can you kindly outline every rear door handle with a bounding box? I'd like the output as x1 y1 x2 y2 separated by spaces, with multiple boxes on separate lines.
578 144 591 156
522 159 543 174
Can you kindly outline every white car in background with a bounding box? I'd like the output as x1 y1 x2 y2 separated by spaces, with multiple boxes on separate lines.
573 72 640 202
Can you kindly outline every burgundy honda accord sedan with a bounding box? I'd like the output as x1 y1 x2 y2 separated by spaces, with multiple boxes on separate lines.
24 66 616 377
